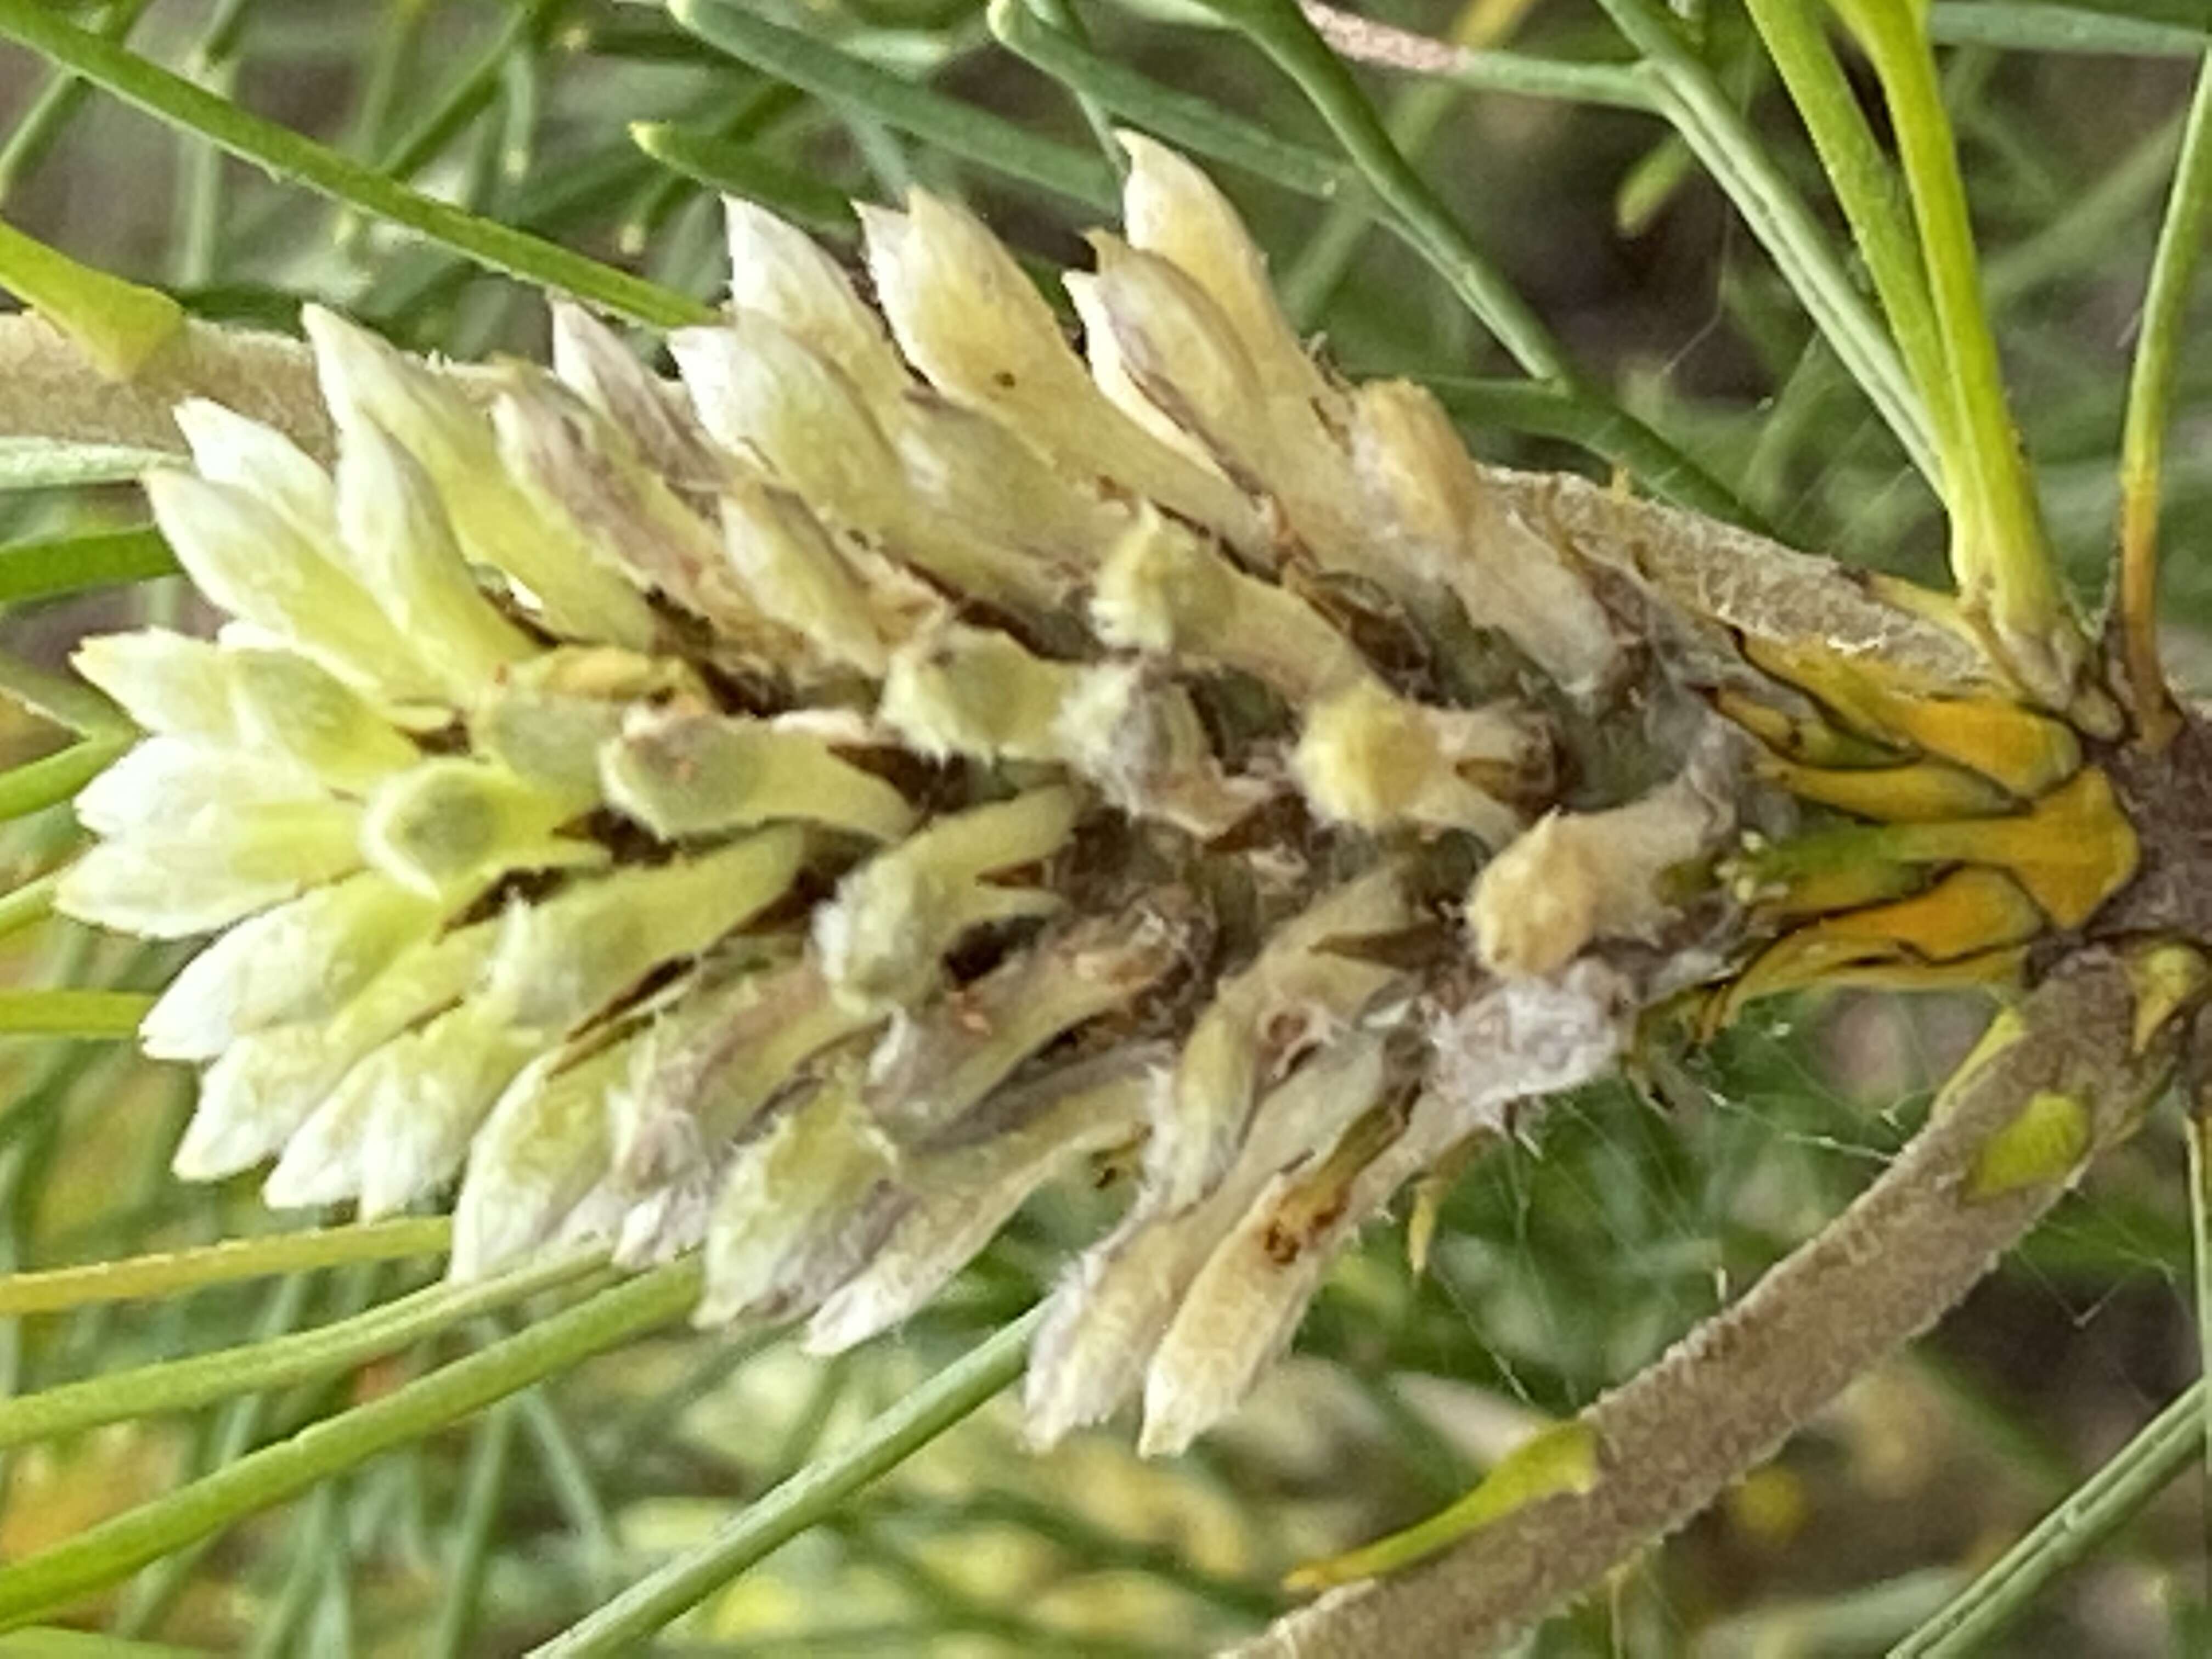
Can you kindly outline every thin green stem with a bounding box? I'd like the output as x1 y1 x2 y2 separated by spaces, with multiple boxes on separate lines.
1189 0 1566 379
427 1398 518 1659
0 217 181 380
1599 0 1939 484
0 736 129 823
1282 0 1532 327
0 1217 452 1315
1193 0 1759 524
893 1489 1287 1622
246 1482 341 1659
0 525 176 604
514 1388 619 1587
2113 53 2212 746
529 1307 1043 1657
0 0 710 329
0 1248 599 1452
2187 1104 2212 1583
1737 0 1951 481
186 0 256 71
1614 130 1695 235
172 58 232 292
351 5 417 145
374 1 539 187
173 0 255 290
1926 2 2208 58
0 869 58 943
0 643 127 736
1022 0 1125 172
0 987 149 1039
986 0 1349 197
1294 3 1654 109
629 122 859 238
0 1257 697 1629
0 0 156 205
611 72 765 240
668 0 1118 209
107 1266 329 1639
1988 111 2185 307
1829 0 2076 694
1888 1381 2205 1657
0 1632 217 1656
597 1328 778 1463
0 438 173 490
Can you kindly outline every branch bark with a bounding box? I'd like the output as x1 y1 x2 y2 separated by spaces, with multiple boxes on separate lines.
0 310 331 459
1225 951 2174 1658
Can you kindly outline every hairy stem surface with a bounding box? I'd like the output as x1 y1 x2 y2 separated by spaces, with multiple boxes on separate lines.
1228 952 2169 1658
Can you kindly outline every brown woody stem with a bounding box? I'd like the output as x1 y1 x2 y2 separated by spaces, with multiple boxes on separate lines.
1224 952 2172 1659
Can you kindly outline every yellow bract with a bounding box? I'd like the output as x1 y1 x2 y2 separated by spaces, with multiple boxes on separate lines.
1965 1091 2092 1200
1713 618 2142 1034
1283 1419 1602 1592
1714 868 2042 1028
1743 636 2080 794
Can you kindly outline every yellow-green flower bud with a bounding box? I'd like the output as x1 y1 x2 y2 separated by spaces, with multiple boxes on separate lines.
1025 1034 1389 1447
860 193 1267 557
1468 749 1733 979
716 473 911 676
879 622 1087 765
1142 1101 1409 1458
74 736 322 838
173 922 498 1181
1090 507 1368 702
865 893 1193 1140
1063 270 1222 469
602 704 917 842
303 304 659 649
350 1005 542 1220
483 827 805 1031
265 1000 537 1215
549 299 724 489
806 1054 1156 1356
1293 677 1536 843
611 957 879 1187
1151 867 1409 1212
142 469 435 699
468 647 703 808
491 376 795 662
721 197 909 407
1118 132 1336 416
673 314 905 529
452 1038 635 1279
1090 234 1406 594
226 647 422 793
883 627 1265 838
139 872 440 1060
1351 380 1623 699
72 629 238 743
677 315 1059 617
362 758 603 903
695 1064 895 1326
173 397 338 545
889 391 1126 579
336 414 538 698
59 795 364 939
814 785 1080 1011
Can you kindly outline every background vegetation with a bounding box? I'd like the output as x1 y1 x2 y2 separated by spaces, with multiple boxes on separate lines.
0 0 2208 1652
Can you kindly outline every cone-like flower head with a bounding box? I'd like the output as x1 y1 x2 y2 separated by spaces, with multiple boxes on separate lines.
69 143 1778 1453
